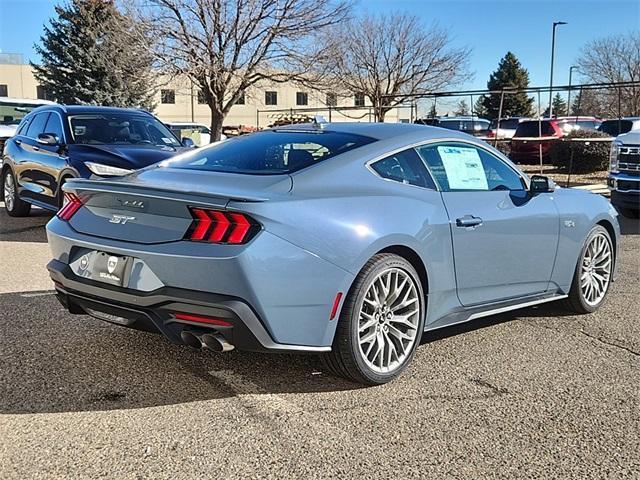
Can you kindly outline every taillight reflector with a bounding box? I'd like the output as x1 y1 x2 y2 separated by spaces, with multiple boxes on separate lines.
173 312 232 327
185 207 259 244
330 292 343 320
57 193 83 221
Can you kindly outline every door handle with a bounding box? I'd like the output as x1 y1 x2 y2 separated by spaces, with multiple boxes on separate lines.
32 145 40 151
456 215 483 228
15 139 21 145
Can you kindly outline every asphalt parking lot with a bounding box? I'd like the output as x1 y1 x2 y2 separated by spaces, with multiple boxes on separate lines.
1 204 639 479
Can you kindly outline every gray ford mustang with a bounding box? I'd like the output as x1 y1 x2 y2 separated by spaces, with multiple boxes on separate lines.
46 122 620 385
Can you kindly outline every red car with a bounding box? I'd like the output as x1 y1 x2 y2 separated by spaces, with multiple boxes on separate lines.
510 119 564 163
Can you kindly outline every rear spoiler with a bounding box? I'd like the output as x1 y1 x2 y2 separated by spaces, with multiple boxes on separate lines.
63 178 269 205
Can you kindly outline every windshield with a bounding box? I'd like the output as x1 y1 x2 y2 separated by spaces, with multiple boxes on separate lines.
68 113 181 146
598 120 632 137
0 102 47 126
164 130 376 174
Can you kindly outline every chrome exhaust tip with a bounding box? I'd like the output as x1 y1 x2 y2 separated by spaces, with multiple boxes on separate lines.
201 333 235 352
180 330 203 349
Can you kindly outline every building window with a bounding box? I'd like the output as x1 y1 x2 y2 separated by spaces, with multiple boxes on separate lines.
296 92 308 106
354 93 365 107
326 93 337 107
36 85 49 100
0 84 8 97
265 91 277 106
161 89 175 104
235 92 245 105
197 90 207 104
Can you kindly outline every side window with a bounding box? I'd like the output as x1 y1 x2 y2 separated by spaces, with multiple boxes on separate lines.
370 149 436 189
416 143 524 192
17 117 32 135
44 114 65 142
25 112 50 139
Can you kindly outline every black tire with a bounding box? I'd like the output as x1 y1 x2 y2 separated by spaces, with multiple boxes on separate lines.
2 167 31 217
322 253 425 385
562 225 613 314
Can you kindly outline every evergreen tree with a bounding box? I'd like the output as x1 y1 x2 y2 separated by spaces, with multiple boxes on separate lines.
32 0 155 108
543 93 568 117
454 99 470 116
473 96 488 117
427 103 437 118
481 52 534 120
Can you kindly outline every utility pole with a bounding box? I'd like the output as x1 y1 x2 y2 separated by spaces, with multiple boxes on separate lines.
548 21 567 117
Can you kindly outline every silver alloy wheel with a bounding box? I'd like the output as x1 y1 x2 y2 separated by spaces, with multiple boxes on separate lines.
3 172 15 211
580 232 612 306
357 267 420 374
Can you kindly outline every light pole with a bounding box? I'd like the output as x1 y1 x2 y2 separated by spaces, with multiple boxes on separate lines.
567 66 579 114
548 21 567 117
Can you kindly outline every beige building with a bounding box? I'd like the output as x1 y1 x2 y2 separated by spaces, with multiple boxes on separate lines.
0 54 410 129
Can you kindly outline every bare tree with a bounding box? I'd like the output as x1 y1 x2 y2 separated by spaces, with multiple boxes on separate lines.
321 13 471 122
132 0 349 140
576 31 640 116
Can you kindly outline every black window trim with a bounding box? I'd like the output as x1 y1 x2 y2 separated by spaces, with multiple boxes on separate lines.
366 138 529 192
366 147 437 191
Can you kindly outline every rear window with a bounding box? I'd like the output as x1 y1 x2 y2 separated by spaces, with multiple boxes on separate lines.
499 119 521 129
166 130 376 174
599 120 632 137
514 121 555 137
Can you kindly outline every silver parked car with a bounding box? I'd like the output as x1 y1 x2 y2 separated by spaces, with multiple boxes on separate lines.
46 122 620 384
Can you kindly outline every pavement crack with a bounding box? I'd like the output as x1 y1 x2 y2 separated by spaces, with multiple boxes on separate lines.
468 377 509 396
580 328 640 358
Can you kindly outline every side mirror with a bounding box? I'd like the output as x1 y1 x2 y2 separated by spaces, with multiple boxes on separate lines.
530 174 555 193
37 133 59 146
181 137 195 148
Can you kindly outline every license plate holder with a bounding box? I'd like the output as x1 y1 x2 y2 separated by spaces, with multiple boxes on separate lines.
92 252 131 287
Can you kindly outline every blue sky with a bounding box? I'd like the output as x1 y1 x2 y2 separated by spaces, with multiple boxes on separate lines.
1 0 639 94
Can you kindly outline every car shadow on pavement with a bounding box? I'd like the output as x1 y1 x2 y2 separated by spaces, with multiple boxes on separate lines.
0 293 360 415
0 203 53 243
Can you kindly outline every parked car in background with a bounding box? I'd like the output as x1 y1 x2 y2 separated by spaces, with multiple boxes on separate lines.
608 130 640 218
487 117 526 139
0 97 56 148
2 104 190 216
510 119 564 163
46 122 619 385
598 117 640 137
555 116 601 134
415 116 491 137
166 122 227 147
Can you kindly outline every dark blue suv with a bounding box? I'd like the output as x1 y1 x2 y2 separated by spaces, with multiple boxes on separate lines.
2 104 191 216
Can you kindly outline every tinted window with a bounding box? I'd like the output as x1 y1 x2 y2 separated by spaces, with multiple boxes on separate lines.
371 149 436 189
500 119 521 129
438 120 461 131
44 113 65 141
69 113 180 146
166 130 376 175
417 143 524 191
514 121 555 137
25 112 50 138
598 120 632 136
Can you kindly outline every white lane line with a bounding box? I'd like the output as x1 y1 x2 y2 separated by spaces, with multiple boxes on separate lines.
20 291 55 298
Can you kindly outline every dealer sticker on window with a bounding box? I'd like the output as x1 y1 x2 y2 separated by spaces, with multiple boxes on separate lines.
437 146 488 190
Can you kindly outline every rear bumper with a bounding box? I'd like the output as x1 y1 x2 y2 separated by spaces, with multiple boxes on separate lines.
48 259 330 353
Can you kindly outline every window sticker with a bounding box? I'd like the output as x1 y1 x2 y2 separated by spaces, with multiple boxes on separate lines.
161 137 173 144
437 146 488 190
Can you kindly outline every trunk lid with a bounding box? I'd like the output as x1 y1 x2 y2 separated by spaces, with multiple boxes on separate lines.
65 167 291 244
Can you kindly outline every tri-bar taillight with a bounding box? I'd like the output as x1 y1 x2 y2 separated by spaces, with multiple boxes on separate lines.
57 192 84 221
185 207 260 244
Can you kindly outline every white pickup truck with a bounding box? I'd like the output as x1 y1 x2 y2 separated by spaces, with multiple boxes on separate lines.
609 130 640 218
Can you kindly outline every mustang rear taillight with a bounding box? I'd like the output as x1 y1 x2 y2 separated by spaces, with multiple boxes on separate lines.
185 207 260 244
57 193 84 221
